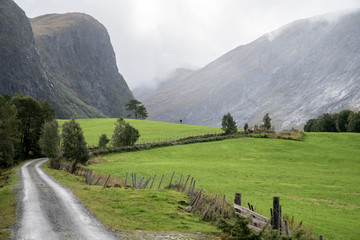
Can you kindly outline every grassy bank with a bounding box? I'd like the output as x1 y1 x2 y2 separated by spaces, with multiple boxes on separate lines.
43 164 219 236
0 165 21 239
86 133 360 240
58 118 221 147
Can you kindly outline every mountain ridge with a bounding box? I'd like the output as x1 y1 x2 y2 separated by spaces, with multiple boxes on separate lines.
137 9 360 129
0 0 134 119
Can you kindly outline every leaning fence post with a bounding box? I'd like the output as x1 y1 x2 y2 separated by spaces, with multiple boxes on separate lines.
221 195 226 218
285 219 290 236
177 174 183 191
158 175 164 189
319 235 323 240
181 175 190 192
169 171 175 188
150 175 156 189
272 196 280 230
103 175 111 188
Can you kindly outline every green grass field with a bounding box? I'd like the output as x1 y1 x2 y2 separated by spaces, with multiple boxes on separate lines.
58 118 221 147
85 132 360 240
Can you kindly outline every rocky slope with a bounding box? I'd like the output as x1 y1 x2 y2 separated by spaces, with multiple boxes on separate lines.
137 10 360 129
0 0 134 118
0 0 51 100
30 13 134 118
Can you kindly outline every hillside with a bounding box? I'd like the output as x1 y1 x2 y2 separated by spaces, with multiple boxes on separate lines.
30 13 134 118
137 10 360 129
0 0 134 118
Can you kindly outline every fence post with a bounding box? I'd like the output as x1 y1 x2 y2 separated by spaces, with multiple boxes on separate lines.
272 196 280 230
150 175 156 189
169 171 175 188
158 175 164 189
234 193 241 213
103 175 111 188
319 235 323 240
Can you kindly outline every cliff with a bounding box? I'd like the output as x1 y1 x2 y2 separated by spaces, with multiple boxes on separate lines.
0 0 134 118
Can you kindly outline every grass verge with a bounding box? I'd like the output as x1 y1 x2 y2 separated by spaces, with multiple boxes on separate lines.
43 163 220 236
0 165 21 239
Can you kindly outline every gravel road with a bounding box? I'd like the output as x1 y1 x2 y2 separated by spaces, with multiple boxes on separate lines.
14 158 118 240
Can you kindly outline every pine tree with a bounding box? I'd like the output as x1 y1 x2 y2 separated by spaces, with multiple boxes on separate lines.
222 113 237 134
61 117 89 172
263 113 272 130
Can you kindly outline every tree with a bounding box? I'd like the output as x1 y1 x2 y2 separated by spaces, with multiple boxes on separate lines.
262 113 272 130
347 112 360 132
112 117 140 146
222 113 237 134
122 123 140 145
112 117 126 147
137 105 148 119
10 94 56 158
243 123 249 132
61 117 89 172
98 134 110 148
126 99 148 119
39 120 60 158
0 96 17 167
335 110 352 132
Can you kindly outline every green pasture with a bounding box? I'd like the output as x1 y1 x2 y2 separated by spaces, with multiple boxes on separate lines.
58 118 221 147
87 132 360 240
43 164 219 237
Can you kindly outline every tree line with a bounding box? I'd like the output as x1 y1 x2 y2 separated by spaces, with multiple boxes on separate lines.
0 95 145 169
304 110 360 132
221 112 272 134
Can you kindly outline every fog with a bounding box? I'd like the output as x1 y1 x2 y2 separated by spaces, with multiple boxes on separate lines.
15 0 360 89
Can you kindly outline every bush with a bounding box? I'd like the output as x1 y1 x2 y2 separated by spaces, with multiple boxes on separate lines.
98 134 110 148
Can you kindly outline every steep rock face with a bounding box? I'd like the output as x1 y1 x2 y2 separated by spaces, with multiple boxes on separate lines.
0 0 51 100
138 10 360 129
30 13 134 118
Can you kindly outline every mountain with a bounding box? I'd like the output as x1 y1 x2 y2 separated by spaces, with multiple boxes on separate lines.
137 10 360 129
0 0 134 118
0 0 52 100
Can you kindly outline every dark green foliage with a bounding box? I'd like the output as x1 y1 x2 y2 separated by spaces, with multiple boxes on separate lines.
122 123 140 146
347 112 360 132
304 110 360 133
318 113 337 132
10 94 56 158
222 113 238 134
39 120 60 158
262 113 272 130
61 117 89 172
112 117 140 146
0 96 17 167
98 134 110 148
335 110 352 132
137 105 148 119
125 99 148 119
244 123 249 132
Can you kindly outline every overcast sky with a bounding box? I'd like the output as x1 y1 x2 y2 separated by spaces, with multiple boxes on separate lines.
14 0 360 89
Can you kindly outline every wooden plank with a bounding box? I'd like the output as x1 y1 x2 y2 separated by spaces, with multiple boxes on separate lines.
248 224 261 232
238 213 268 228
234 204 270 223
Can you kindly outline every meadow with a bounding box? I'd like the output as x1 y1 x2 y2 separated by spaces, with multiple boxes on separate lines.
84 132 360 240
58 118 221 147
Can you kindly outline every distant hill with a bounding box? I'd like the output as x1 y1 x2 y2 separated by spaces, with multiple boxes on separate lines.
137 10 360 129
0 0 134 118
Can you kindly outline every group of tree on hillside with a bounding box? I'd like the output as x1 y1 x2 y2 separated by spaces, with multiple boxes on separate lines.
1 95 144 170
0 94 56 167
221 112 272 134
304 110 360 132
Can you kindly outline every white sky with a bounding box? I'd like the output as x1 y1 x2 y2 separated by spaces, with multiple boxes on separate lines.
14 0 360 89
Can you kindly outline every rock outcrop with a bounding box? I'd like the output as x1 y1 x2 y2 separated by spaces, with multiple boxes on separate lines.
137 10 360 129
0 0 134 118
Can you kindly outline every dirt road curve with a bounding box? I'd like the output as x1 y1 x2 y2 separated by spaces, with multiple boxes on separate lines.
15 158 118 240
